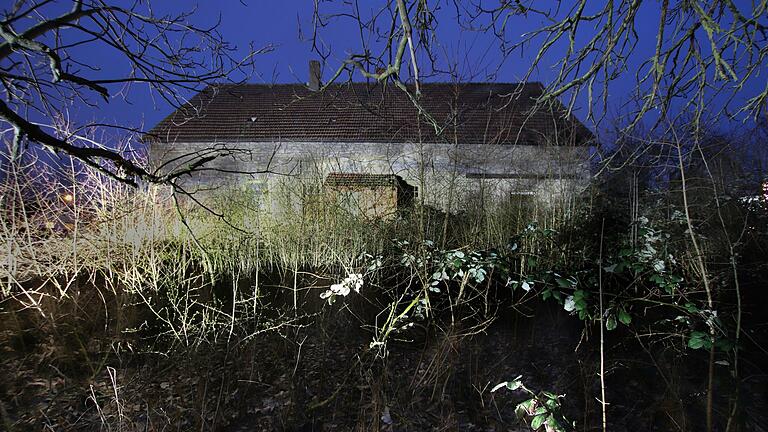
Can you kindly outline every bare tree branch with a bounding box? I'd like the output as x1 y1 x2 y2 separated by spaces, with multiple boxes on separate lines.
0 0 265 187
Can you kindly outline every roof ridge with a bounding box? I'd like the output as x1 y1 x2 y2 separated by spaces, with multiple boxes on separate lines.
205 81 543 87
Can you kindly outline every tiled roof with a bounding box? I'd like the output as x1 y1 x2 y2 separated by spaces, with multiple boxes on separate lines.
147 82 593 146
325 173 400 187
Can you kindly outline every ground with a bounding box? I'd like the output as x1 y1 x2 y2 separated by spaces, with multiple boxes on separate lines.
4 294 766 431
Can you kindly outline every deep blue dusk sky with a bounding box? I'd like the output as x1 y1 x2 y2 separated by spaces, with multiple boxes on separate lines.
3 1 766 146
88 1 665 135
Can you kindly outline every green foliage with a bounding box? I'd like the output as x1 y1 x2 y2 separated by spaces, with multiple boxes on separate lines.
617 308 632 325
687 331 735 352
492 376 574 432
688 331 712 350
362 239 516 339
563 289 589 320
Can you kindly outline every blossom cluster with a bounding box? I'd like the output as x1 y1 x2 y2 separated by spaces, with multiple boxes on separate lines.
320 273 363 303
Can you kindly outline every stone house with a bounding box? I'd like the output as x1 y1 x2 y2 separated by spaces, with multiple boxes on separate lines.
147 76 593 214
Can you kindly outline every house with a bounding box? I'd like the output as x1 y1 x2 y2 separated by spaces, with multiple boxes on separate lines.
147 71 593 215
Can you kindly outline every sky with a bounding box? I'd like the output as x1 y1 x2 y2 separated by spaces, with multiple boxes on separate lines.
3 1 767 149
87 1 662 134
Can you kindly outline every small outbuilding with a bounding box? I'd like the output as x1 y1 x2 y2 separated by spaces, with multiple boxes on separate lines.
324 173 415 219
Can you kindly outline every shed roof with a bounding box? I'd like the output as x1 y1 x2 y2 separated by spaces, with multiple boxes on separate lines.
147 82 593 146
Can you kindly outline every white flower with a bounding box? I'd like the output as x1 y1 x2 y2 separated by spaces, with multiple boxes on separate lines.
320 290 334 303
653 260 665 272
330 283 350 296
564 296 576 312
320 273 364 301
346 273 364 293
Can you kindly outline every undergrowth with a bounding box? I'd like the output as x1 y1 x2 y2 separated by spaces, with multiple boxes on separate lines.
1 143 767 431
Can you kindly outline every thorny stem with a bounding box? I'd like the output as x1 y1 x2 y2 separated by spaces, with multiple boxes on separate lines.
672 130 716 432
695 144 746 432
598 218 608 432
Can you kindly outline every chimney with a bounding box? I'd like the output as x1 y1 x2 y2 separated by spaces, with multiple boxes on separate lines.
308 60 321 91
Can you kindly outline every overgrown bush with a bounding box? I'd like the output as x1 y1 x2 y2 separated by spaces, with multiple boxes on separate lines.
2 129 767 430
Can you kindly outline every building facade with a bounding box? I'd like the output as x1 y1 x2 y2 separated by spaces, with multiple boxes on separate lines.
148 81 593 213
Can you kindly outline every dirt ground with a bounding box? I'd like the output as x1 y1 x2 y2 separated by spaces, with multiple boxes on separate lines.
3 294 766 432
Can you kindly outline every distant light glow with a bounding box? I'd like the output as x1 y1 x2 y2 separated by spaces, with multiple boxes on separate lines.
62 193 74 203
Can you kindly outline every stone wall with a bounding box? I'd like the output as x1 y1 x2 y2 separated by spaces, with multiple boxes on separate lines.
150 141 591 212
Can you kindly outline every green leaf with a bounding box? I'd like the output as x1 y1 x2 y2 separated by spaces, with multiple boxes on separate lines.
545 398 559 409
574 299 587 310
715 338 734 352
515 405 526 419
515 399 534 419
474 271 486 283
506 379 523 391
492 375 523 393
663 281 676 295
618 309 632 325
687 332 712 350
547 415 562 431
688 337 705 349
491 382 506 392
531 414 547 429
606 315 617 331
541 391 557 400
